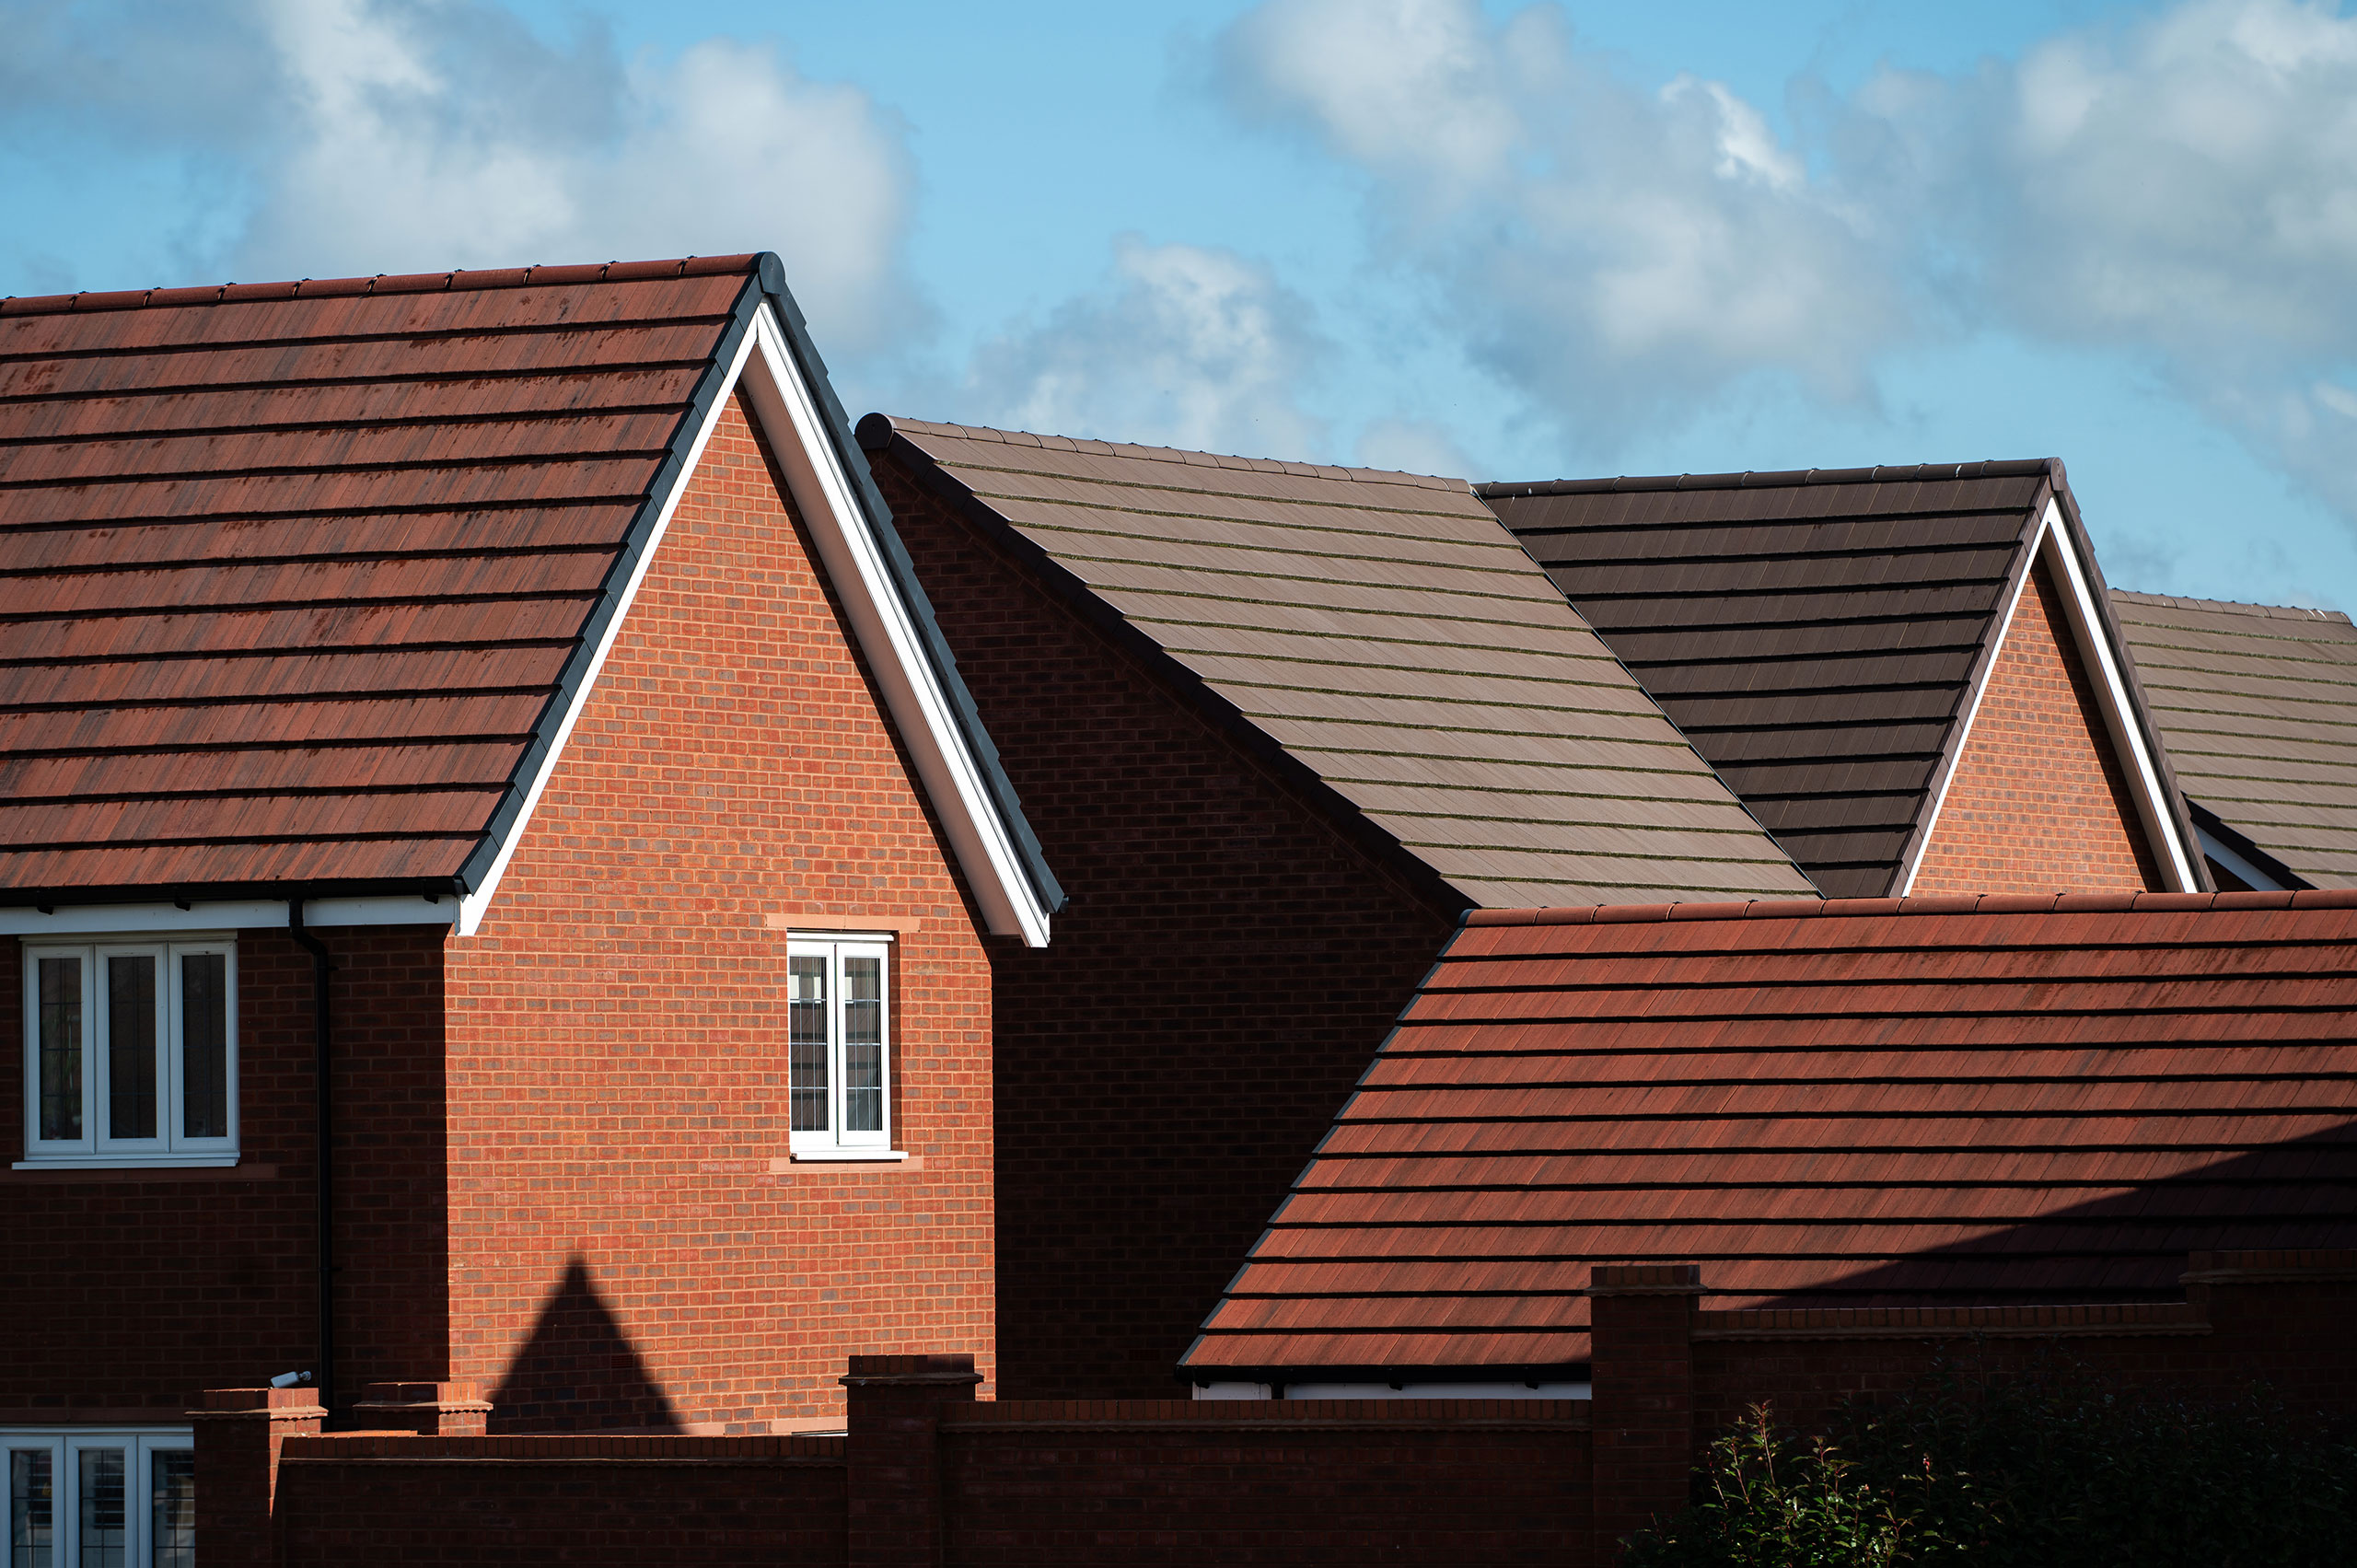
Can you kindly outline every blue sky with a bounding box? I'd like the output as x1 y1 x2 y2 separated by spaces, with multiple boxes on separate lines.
6 0 2354 610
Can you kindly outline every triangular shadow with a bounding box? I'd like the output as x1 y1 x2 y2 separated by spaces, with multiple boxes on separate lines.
489 1255 682 1433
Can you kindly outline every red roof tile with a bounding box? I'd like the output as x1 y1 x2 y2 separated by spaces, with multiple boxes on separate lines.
1182 892 2357 1375
0 258 763 898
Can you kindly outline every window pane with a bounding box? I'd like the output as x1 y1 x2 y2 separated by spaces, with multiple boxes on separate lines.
179 954 229 1141
842 957 884 1133
107 956 157 1142
148 1452 192 1568
9 1449 52 1568
76 1449 123 1568
788 955 829 1132
37 957 83 1143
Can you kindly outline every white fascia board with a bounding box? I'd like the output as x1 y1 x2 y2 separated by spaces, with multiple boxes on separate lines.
2035 503 2200 891
0 896 454 936
452 302 1051 947
1899 500 2199 894
735 306 1051 947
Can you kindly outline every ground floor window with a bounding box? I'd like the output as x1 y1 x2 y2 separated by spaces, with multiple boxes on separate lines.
2 1430 192 1567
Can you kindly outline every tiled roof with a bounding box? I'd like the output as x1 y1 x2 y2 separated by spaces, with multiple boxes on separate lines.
0 260 1062 914
864 417 1815 909
1479 463 2187 899
1182 892 2357 1375
2110 590 2357 889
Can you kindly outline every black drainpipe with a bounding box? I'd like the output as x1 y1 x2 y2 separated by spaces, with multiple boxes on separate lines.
287 899 336 1423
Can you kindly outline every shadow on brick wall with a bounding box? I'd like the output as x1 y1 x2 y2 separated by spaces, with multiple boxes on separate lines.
490 1256 680 1433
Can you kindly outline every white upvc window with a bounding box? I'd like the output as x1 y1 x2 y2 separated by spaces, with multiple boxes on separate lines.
17 937 238 1168
3 1428 195 1567
786 937 893 1157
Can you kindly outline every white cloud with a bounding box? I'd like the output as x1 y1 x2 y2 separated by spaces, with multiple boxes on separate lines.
1849 0 2357 517
1217 0 1909 449
946 237 1330 459
0 0 927 356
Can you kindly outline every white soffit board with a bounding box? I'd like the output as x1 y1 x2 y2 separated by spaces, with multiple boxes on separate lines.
0 896 456 937
457 302 1051 947
1899 500 2199 894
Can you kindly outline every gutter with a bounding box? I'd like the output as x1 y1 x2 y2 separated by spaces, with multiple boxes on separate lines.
286 899 338 1423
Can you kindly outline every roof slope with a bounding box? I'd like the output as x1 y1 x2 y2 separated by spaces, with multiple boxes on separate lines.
865 417 1813 909
1183 892 2357 1375
1479 463 2190 898
0 260 1060 921
2110 590 2357 889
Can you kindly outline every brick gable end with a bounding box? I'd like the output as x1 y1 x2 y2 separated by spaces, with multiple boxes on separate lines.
442 395 996 1432
1911 559 2160 895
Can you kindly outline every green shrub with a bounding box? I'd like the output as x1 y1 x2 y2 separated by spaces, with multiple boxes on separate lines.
1623 1366 2356 1566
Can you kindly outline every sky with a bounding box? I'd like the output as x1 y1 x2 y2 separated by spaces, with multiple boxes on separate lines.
6 0 2355 610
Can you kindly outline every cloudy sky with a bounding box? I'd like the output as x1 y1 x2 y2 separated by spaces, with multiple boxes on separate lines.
7 0 2356 610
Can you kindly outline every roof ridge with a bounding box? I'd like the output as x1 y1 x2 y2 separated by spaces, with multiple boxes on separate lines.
1462 889 2357 926
859 412 1470 493
0 255 763 318
1473 459 2056 499
2109 587 2353 625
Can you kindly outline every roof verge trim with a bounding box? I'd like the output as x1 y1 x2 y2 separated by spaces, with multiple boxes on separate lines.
453 262 1062 944
1896 494 2202 896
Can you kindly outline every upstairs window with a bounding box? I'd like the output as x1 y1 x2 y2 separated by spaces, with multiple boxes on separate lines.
786 937 892 1156
18 939 237 1167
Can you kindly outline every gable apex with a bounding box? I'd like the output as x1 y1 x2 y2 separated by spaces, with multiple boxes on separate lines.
458 266 1063 944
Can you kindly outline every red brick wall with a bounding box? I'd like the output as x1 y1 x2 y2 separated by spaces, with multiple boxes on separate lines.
440 397 997 1433
1689 1275 2357 1438
939 1400 1591 1565
871 447 1461 1400
1912 560 2161 895
0 925 447 1419
273 1434 847 1567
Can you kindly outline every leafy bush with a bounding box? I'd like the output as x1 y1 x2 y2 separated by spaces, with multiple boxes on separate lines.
1623 1366 2356 1566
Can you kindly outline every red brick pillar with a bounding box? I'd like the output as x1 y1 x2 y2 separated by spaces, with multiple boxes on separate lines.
351 1379 493 1435
189 1387 326 1567
842 1353 981 1568
1589 1264 1703 1562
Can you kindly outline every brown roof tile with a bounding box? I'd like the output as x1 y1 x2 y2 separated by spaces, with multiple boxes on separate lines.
867 416 1814 908
0 258 761 897
1480 462 2196 899
2110 589 2357 889
1182 893 2357 1375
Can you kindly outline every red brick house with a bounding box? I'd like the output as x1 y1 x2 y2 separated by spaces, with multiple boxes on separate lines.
0 255 1060 1562
861 420 2216 1400
859 415 1814 1399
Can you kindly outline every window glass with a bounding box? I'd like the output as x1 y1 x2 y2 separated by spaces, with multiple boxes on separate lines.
75 1450 121 1568
788 956 829 1132
9 1448 52 1568
146 1454 191 1568
842 957 884 1133
105 957 157 1143
177 956 227 1142
36 958 82 1144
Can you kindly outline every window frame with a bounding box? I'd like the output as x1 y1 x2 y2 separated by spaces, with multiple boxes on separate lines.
2 1426 195 1568
784 935 899 1160
17 935 238 1169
